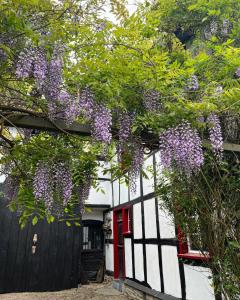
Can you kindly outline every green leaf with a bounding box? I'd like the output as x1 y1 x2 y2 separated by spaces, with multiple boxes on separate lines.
32 216 38 226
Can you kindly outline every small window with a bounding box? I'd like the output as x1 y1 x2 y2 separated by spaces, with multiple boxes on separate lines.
114 206 132 236
83 224 103 250
177 227 209 261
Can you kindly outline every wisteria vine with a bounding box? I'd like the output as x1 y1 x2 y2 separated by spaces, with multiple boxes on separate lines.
159 121 204 175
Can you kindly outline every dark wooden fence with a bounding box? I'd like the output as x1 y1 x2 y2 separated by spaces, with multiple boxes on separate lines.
0 196 82 293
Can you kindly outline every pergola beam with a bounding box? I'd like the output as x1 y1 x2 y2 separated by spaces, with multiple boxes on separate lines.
3 115 240 153
4 115 91 136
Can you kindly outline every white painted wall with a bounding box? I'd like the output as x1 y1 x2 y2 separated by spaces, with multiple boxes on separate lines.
87 180 111 205
142 155 154 196
133 202 142 239
130 175 141 201
146 244 161 291
184 265 215 300
158 203 176 239
144 199 157 239
120 179 129 204
161 246 182 298
105 243 114 272
113 179 119 207
134 244 144 282
124 238 133 278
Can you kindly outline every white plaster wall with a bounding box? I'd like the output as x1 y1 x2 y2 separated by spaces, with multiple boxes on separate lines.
161 246 182 298
120 179 129 204
142 155 154 196
124 238 133 278
113 179 119 207
184 265 215 300
87 180 111 205
158 203 176 239
130 175 141 201
146 244 161 291
134 244 144 282
133 202 142 239
82 209 103 221
144 199 157 239
105 243 114 272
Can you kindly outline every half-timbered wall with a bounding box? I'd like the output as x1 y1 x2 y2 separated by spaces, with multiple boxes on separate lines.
104 151 215 300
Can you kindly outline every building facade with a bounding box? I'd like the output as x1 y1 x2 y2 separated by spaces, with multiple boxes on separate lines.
86 152 215 300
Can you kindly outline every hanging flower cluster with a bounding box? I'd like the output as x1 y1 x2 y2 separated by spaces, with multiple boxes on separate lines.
186 75 199 91
4 175 19 202
16 47 35 79
16 45 79 124
33 161 73 212
204 19 231 39
206 113 223 159
16 47 113 141
91 104 112 143
33 48 48 88
159 121 204 175
117 112 133 161
77 174 92 214
129 140 144 193
78 87 94 119
33 162 53 211
143 89 161 112
235 68 240 78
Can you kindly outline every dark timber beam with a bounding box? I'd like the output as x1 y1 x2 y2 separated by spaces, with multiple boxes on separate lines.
3 115 240 153
4 115 91 136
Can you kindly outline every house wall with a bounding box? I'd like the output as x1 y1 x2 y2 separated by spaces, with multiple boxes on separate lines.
104 151 215 300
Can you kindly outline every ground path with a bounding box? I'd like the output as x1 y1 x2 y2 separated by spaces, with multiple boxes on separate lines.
0 277 130 300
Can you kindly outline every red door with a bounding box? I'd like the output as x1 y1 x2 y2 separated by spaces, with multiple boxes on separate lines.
113 206 132 279
113 210 125 279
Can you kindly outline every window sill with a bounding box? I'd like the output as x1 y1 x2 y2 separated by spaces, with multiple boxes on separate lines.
178 252 209 261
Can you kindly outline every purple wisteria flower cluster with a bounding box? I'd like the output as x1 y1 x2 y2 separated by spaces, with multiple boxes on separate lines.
204 19 231 40
143 89 161 112
235 68 240 78
33 161 73 212
206 113 223 159
78 87 94 119
52 162 73 207
4 175 19 202
129 140 144 193
186 75 199 91
16 48 35 79
77 175 92 214
159 121 204 175
117 112 133 162
16 45 79 124
221 19 231 36
91 104 112 143
16 47 113 142
33 162 53 211
46 45 63 100
33 48 48 88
